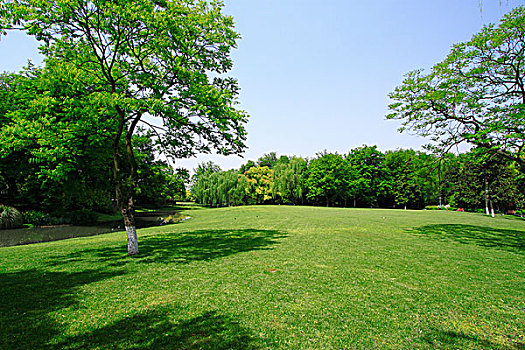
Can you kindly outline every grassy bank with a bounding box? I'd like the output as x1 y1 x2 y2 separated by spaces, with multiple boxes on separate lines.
0 205 523 349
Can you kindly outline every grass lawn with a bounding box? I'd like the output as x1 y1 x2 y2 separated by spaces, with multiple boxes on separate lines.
0 205 523 349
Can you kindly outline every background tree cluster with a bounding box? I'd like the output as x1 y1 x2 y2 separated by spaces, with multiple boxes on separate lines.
191 147 525 213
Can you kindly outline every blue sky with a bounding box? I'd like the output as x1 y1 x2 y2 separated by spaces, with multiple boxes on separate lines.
0 0 524 172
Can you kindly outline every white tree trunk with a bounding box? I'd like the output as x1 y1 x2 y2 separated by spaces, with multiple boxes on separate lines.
485 180 490 215
126 226 139 255
490 200 495 218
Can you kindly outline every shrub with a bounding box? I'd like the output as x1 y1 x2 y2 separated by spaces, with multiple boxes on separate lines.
23 210 53 226
424 205 441 210
0 205 24 229
424 205 458 211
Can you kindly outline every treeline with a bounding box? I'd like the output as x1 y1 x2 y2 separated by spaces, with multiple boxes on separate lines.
191 146 525 213
0 130 188 213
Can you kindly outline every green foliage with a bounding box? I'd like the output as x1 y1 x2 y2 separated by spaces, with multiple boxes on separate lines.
424 205 441 210
385 149 423 209
188 147 525 213
0 64 115 212
239 160 256 174
388 6 525 171
256 152 279 168
448 193 457 208
346 145 390 207
192 169 247 207
1 0 249 254
22 210 52 226
192 161 222 184
3 0 249 157
306 152 350 207
452 151 522 211
272 157 307 204
0 67 188 213
0 205 23 229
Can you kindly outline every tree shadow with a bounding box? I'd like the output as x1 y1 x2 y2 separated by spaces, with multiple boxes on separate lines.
422 327 519 349
411 224 525 254
49 229 288 266
58 308 260 350
0 268 125 350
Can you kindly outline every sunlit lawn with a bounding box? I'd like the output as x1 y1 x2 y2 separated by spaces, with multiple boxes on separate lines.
1 205 524 349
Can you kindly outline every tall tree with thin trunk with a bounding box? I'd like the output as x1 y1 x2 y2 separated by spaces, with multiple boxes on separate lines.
1 0 248 255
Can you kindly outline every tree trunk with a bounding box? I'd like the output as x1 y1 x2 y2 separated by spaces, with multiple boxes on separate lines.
490 199 495 218
113 165 139 255
485 179 490 215
121 196 138 255
112 107 141 256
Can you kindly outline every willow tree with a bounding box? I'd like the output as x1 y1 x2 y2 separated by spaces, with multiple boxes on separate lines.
1 0 248 255
388 6 525 171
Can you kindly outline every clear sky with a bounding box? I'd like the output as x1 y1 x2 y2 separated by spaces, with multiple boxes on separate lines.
0 0 524 172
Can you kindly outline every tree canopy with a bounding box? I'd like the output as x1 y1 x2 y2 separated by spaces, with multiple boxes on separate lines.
387 6 525 171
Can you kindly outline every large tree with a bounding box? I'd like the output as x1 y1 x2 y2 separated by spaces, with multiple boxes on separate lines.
244 165 273 204
346 145 390 208
1 0 248 255
387 6 525 171
384 149 423 209
306 152 350 207
272 156 307 205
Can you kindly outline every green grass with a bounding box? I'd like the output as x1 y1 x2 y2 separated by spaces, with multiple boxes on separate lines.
1 205 524 349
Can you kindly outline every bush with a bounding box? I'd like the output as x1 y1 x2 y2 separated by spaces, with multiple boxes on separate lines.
0 205 24 229
424 205 458 211
23 210 54 226
424 205 441 210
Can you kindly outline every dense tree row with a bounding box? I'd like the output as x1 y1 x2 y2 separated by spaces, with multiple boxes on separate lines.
191 147 525 213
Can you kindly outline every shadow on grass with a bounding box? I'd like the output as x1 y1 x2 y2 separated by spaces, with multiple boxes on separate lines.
49 229 287 266
412 224 525 254
422 327 519 350
0 268 125 350
58 309 260 350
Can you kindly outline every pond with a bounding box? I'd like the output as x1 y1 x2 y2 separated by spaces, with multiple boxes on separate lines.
0 210 189 248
